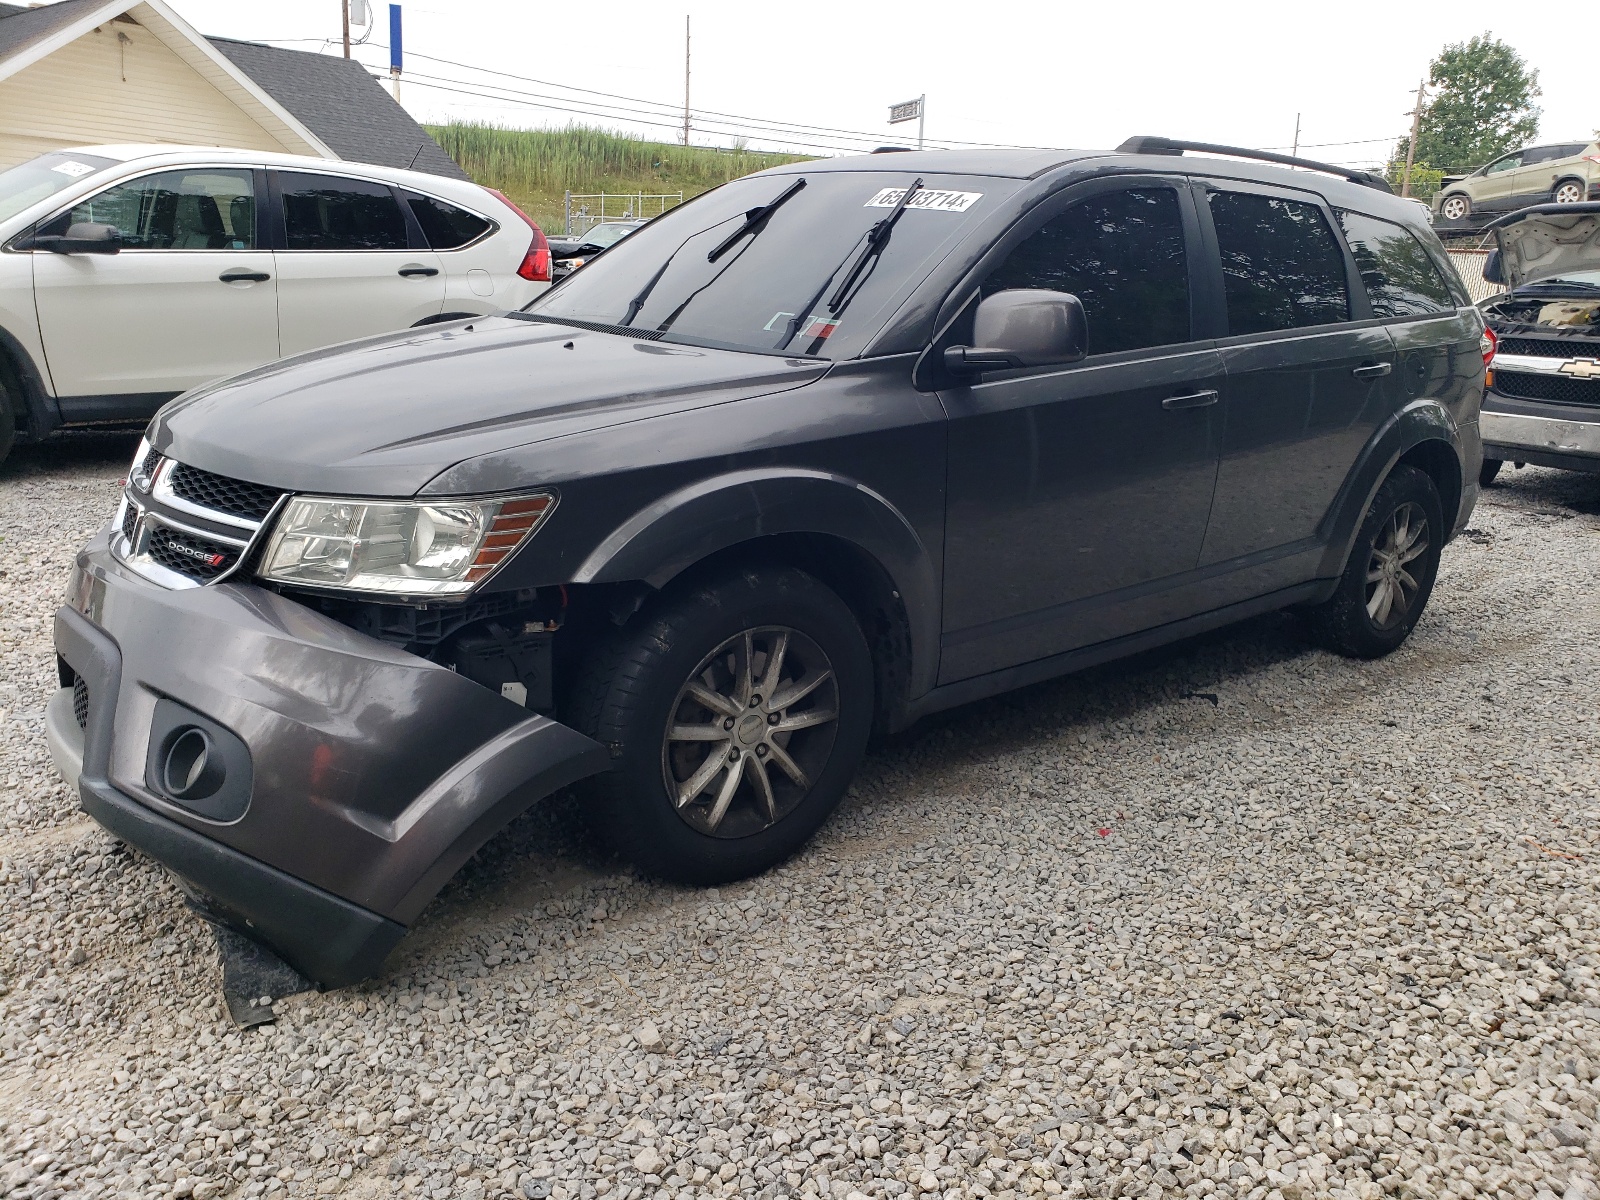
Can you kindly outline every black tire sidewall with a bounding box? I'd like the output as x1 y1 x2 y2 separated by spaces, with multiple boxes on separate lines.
1480 458 1502 487
580 567 873 884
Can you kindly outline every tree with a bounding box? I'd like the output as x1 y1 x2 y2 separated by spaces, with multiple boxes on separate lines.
1392 34 1541 181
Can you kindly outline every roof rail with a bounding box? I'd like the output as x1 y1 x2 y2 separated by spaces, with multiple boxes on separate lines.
1115 136 1394 194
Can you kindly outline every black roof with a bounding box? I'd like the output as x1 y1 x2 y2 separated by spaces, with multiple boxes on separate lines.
0 3 466 181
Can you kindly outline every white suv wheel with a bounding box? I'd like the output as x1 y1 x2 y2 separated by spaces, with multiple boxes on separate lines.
1554 181 1585 204
1440 195 1469 221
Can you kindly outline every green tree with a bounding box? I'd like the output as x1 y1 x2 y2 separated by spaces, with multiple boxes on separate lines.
1393 34 1541 179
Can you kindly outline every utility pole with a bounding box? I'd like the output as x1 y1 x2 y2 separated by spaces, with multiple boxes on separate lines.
341 0 351 58
682 16 691 147
1402 78 1426 198
1291 113 1300 158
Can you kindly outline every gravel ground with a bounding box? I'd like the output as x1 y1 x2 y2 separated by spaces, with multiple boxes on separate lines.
2 436 1599 1200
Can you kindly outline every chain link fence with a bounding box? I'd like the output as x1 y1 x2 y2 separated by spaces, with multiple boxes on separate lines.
562 191 683 235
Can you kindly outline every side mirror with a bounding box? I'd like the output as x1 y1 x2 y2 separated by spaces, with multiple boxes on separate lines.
944 289 1087 375
35 222 122 255
1483 249 1504 285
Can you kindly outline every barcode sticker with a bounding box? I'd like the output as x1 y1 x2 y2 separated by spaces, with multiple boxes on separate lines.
51 161 96 178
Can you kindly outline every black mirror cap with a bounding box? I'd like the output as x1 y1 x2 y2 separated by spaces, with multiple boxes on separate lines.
946 288 1088 374
1483 249 1504 285
39 222 122 254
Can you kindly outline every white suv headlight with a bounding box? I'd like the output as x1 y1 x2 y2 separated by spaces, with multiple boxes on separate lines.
258 493 555 597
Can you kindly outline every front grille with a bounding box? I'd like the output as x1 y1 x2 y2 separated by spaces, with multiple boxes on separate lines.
167 463 283 522
72 675 89 731
140 445 163 479
1493 371 1600 406
119 501 139 543
146 526 239 582
1498 336 1600 359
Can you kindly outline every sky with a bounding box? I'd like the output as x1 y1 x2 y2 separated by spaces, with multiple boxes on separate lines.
169 0 1596 172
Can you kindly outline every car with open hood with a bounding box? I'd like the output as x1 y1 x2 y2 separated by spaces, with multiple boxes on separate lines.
46 138 1484 992
1477 202 1600 482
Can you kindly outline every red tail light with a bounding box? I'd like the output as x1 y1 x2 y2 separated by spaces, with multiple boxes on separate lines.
486 187 550 283
1481 325 1497 367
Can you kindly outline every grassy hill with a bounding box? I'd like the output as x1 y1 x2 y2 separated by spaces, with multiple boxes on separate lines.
427 123 811 233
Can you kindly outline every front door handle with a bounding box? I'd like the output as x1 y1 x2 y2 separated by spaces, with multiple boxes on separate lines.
399 266 440 278
1161 389 1220 410
219 270 270 283
1352 362 1393 379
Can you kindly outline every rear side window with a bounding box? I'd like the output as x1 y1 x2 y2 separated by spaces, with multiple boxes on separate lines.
1207 190 1349 335
980 187 1190 355
1336 210 1455 317
408 195 492 249
279 173 408 251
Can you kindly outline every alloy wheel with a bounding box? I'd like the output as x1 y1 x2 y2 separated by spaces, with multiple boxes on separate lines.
1365 501 1430 631
1554 182 1585 204
1441 195 1468 220
661 626 840 839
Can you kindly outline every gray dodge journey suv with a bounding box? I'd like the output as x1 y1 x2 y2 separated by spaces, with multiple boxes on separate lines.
47 138 1486 987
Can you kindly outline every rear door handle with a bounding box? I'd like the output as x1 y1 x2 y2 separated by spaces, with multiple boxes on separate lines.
1161 389 1220 410
1352 362 1393 379
399 266 440 277
219 270 270 283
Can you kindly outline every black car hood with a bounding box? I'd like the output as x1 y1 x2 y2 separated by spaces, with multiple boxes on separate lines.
1489 203 1600 289
151 317 829 496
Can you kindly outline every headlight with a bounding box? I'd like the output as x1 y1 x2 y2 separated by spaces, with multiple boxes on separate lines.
258 492 555 597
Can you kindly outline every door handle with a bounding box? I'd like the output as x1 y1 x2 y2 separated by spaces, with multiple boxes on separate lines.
1161 389 1219 410
399 266 440 277
1351 362 1393 379
218 270 270 283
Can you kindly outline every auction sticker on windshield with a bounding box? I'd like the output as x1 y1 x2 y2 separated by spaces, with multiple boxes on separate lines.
51 161 97 178
865 188 983 212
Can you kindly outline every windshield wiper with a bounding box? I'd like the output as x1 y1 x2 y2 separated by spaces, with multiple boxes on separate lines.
826 177 923 315
706 177 806 264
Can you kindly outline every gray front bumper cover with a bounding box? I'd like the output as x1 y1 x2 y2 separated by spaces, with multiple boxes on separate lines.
51 531 608 987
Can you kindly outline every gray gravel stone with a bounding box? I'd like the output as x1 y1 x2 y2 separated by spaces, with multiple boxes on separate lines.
2 438 1600 1200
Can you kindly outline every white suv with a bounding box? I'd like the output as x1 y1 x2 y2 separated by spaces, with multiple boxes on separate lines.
0 145 553 463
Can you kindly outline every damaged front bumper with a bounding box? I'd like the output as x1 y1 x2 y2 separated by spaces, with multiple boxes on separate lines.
49 531 608 988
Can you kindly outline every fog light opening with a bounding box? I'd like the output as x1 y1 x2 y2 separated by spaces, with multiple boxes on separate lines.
162 727 224 800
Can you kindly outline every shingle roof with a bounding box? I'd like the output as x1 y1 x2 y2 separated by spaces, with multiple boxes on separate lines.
0 2 467 181
208 37 467 181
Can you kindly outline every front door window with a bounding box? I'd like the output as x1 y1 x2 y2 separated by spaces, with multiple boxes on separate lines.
56 169 256 250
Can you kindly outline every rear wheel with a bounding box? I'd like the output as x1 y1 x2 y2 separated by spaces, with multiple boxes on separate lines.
0 362 18 467
1305 465 1443 659
1479 458 1503 487
1440 194 1470 221
1553 179 1585 204
571 566 873 884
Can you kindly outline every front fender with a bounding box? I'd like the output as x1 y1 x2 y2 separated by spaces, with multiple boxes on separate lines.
573 467 941 700
1315 399 1467 578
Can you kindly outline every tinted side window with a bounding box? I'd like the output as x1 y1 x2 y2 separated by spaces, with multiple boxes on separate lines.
408 195 492 249
62 169 255 250
280 173 408 251
981 187 1190 355
1207 191 1349 335
1336 210 1455 318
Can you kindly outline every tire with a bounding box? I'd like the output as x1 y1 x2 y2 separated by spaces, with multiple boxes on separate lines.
1305 464 1444 659
571 565 873 884
1440 194 1470 221
0 363 18 467
1553 179 1585 204
1479 458 1503 487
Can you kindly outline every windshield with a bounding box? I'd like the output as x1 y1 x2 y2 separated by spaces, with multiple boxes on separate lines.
525 171 1005 358
583 223 637 248
0 151 117 225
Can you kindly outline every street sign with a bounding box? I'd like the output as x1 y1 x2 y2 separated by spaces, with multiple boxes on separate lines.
888 98 922 125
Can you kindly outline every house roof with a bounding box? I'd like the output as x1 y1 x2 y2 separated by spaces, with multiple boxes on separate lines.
208 38 467 180
0 0 466 180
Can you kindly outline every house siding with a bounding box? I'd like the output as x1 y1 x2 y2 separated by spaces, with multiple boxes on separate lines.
0 17 302 169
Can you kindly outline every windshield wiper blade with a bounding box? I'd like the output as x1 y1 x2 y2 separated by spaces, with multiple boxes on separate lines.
826 177 923 315
706 177 806 264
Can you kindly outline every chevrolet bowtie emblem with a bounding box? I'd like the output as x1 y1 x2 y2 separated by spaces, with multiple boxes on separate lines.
1557 358 1600 380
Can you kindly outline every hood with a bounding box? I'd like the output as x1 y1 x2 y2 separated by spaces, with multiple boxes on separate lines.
1489 202 1600 289
151 317 829 496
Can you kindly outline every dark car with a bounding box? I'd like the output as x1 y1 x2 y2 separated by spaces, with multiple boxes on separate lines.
547 219 645 281
47 138 1485 988
1476 202 1600 483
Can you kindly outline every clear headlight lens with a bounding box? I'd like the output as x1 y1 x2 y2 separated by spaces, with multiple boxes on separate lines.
258 492 554 596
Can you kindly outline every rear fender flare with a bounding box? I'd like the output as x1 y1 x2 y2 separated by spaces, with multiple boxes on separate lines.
1316 400 1463 578
573 468 941 700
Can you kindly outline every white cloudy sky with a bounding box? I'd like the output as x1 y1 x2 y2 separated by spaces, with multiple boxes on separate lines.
169 0 1595 171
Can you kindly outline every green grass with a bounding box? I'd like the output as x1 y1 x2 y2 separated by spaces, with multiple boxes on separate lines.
427 122 812 232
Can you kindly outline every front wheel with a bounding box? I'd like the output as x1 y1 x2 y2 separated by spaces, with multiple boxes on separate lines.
1305 465 1444 659
1439 194 1470 221
571 566 873 884
1553 180 1585 204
